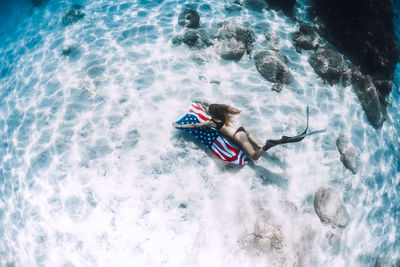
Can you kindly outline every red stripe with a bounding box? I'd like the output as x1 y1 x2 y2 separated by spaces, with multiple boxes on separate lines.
191 104 205 112
197 113 208 121
221 139 238 155
189 107 208 121
211 148 226 160
213 141 232 158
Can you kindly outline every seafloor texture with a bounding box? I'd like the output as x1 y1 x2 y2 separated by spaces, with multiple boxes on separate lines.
0 0 399 266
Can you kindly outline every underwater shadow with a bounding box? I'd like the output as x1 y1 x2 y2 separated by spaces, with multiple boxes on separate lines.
173 132 287 189
247 160 288 189
173 132 288 189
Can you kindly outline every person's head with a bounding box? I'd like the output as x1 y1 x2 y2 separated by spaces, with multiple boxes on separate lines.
207 104 240 125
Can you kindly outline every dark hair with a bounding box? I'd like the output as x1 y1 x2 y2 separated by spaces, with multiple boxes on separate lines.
208 104 240 126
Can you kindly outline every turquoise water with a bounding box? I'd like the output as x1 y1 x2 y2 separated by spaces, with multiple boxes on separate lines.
0 0 399 266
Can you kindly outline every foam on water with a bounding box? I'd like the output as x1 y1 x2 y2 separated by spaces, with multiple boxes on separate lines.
0 0 399 266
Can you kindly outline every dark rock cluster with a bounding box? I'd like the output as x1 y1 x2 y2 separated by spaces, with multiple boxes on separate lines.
62 4 86 26
308 0 400 101
172 3 399 128
308 47 344 85
281 0 400 128
292 23 320 52
173 8 292 91
351 71 387 128
173 9 256 61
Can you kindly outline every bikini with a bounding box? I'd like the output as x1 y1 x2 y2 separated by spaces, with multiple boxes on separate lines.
211 119 246 139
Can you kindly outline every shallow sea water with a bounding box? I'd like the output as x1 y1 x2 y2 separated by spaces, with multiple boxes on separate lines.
0 0 399 266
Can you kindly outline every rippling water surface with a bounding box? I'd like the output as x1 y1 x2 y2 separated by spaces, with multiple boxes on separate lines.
0 0 399 266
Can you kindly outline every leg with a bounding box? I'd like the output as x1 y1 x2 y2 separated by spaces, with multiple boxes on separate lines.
233 131 264 161
246 131 264 149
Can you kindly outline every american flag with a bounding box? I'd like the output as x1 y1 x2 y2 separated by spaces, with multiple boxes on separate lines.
175 102 248 165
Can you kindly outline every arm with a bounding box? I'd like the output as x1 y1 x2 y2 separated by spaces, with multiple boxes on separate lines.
173 120 214 129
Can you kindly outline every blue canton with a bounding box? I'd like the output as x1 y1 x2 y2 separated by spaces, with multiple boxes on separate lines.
175 114 219 148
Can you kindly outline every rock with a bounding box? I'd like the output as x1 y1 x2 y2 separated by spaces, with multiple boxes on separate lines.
264 31 280 48
220 38 246 60
292 23 320 51
352 71 386 128
173 29 214 48
190 52 207 65
61 46 79 56
340 148 359 174
61 46 81 61
309 0 399 128
218 22 255 55
341 68 353 87
314 187 350 228
171 35 183 45
373 79 393 98
62 4 85 26
197 28 216 46
308 0 399 96
178 8 200 29
253 222 284 251
182 30 199 46
240 221 284 253
308 47 344 85
326 231 341 248
266 0 296 15
374 256 400 267
254 50 291 90
336 134 360 174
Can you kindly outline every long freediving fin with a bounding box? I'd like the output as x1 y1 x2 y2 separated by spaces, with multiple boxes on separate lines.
263 106 326 151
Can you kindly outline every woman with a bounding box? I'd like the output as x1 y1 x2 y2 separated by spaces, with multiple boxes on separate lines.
173 103 269 160
173 103 325 161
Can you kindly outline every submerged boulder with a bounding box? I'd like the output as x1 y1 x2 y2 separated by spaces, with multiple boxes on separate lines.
292 23 320 51
172 28 215 48
61 46 82 61
308 47 344 85
240 221 284 253
218 22 255 56
178 8 200 29
326 231 341 249
182 29 199 46
352 71 386 128
220 38 246 60
62 4 85 26
314 187 350 228
336 134 360 174
254 50 291 91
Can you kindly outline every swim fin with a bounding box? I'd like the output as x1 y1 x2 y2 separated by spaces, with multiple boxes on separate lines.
263 106 326 151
